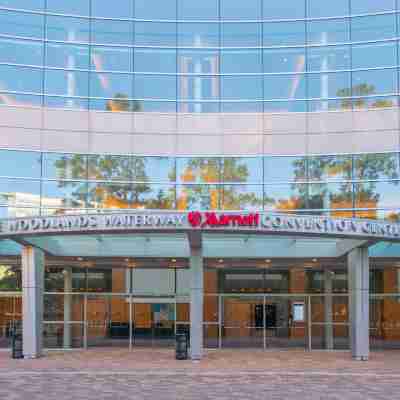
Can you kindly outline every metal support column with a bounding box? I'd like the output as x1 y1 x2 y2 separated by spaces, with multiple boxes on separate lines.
63 267 72 349
22 246 44 359
324 270 334 350
348 247 369 361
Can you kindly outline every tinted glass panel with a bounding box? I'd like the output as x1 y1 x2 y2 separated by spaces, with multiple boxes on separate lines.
177 0 218 20
221 23 261 47
131 184 175 209
91 46 132 72
222 76 263 100
0 0 44 10
46 43 89 69
135 75 176 99
176 185 220 210
264 74 306 100
307 46 350 72
47 0 90 15
308 72 351 99
352 69 397 97
90 73 133 100
355 181 400 209
41 181 87 209
264 184 307 210
354 153 399 180
307 19 349 45
135 22 176 46
222 185 263 211
0 150 41 178
134 0 177 19
42 153 87 180
133 157 176 182
352 42 397 69
309 155 352 181
0 38 43 66
263 1 306 20
307 0 349 17
221 0 261 20
87 182 133 209
135 48 176 73
88 155 132 181
264 48 306 74
0 10 44 39
0 65 42 93
308 182 353 210
45 69 88 97
221 49 262 73
263 22 305 46
91 20 133 45
46 16 89 43
351 0 396 13
0 179 41 206
351 14 396 42
177 158 221 183
222 158 263 183
178 23 219 47
91 0 133 18
264 157 306 182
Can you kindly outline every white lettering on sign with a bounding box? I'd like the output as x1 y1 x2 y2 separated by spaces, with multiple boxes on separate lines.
1 211 400 242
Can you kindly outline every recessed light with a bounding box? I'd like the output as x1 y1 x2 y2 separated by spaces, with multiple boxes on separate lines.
218 259 224 263
265 259 271 263
312 258 318 262
172 259 177 263
77 257 83 261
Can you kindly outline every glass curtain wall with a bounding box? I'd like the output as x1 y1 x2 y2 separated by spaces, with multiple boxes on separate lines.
0 150 399 222
0 1 398 112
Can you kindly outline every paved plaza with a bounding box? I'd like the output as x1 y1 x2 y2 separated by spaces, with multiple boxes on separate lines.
0 349 400 399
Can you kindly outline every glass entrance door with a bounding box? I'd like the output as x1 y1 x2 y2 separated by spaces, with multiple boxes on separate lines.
133 301 175 347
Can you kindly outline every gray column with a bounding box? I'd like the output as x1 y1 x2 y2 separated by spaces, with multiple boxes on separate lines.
324 270 334 350
22 246 44 359
348 247 369 361
63 267 72 348
190 247 203 360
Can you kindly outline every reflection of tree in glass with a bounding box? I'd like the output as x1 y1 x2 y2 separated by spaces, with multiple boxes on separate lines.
177 158 262 210
0 265 20 290
337 83 394 110
55 156 175 210
105 93 142 112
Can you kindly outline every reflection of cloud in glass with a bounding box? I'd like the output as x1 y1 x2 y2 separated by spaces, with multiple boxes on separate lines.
91 53 109 89
288 55 305 99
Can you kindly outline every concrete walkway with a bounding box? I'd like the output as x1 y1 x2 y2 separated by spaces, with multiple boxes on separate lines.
0 349 399 399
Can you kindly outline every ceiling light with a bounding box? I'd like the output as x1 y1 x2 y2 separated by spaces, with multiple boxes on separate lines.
312 258 318 262
218 259 224 263
172 259 177 263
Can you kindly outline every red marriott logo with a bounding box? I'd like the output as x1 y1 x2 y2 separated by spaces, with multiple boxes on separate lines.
188 212 259 228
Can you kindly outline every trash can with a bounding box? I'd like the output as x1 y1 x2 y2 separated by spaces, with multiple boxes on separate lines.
175 333 188 360
11 328 23 359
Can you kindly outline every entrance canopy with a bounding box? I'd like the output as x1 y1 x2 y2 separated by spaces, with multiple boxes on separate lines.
1 211 400 258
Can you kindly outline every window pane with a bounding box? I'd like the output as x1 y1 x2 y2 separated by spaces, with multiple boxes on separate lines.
307 19 349 45
177 158 221 183
131 184 175 209
92 20 133 45
135 48 176 73
264 74 306 100
264 157 306 182
351 14 396 42
42 153 87 180
178 101 219 113
307 45 350 72
45 96 88 110
41 181 87 209
263 1 306 20
0 65 42 93
308 183 353 210
135 75 176 99
45 69 88 97
135 22 176 46
178 76 219 101
222 76 263 100
135 0 177 19
221 49 262 73
263 22 305 46
308 72 351 99
90 73 133 100
264 184 307 211
354 153 399 180
307 0 349 18
222 185 263 211
88 155 132 181
140 100 175 112
222 158 263 183
47 0 90 15
87 182 133 209
264 48 306 73
351 0 396 14
0 10 44 39
352 42 397 69
0 179 41 207
133 157 176 182
0 38 43 66
355 181 399 209
221 0 261 20
46 16 89 43
178 0 218 20
91 0 133 18
0 150 41 178
91 46 132 72
0 0 44 11
178 49 219 74
176 185 220 210
46 43 89 69
352 69 397 97
309 155 352 181
221 23 261 47
177 23 219 47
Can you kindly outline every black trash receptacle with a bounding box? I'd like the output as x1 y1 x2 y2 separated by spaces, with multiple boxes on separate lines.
11 329 23 359
175 333 188 360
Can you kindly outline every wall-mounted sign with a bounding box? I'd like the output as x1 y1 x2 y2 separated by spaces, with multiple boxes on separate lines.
0 211 400 242
292 302 305 323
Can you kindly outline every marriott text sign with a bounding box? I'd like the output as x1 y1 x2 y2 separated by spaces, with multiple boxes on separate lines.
0 211 400 242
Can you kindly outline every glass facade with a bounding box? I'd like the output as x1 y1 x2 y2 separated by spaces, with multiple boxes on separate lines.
0 1 398 112
0 149 399 220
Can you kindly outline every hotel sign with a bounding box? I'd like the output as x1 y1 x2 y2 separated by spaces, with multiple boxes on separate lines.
0 211 400 242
